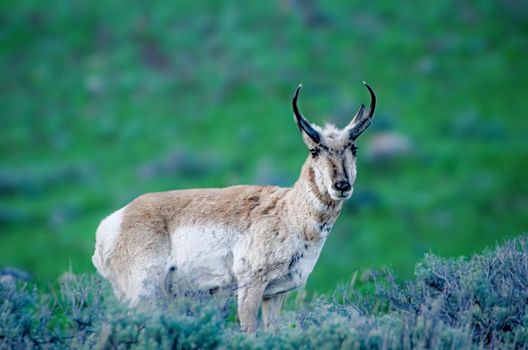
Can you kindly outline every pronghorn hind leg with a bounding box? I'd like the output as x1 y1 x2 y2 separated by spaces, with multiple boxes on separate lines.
108 224 172 305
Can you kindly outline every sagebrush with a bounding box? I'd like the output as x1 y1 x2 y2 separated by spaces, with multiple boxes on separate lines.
2 235 528 349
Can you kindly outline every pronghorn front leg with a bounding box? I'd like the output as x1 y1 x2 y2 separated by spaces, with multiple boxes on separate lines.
237 282 266 333
261 293 285 329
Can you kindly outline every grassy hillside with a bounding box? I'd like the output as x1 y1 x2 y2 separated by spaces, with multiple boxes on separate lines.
1 0 527 292
2 236 528 349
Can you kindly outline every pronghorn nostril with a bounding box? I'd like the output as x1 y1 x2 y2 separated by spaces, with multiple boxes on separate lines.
333 181 351 192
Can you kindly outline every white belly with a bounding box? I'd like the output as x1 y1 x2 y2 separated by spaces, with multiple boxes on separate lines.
168 226 236 292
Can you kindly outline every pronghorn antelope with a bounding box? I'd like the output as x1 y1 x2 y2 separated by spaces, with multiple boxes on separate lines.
92 82 376 332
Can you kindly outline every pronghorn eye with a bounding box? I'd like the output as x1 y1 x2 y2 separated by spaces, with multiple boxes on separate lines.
351 145 359 157
309 148 320 157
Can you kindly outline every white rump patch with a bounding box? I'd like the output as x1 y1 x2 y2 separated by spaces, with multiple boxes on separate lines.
92 207 125 277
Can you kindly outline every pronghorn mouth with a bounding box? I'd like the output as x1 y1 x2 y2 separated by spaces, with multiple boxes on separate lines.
329 187 354 201
331 191 352 200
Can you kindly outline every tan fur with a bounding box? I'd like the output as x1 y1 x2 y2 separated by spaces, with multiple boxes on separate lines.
93 105 372 333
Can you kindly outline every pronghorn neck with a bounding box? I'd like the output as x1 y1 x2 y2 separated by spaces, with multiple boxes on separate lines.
286 160 343 241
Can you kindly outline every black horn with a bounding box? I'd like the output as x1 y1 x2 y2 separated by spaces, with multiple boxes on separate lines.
349 82 376 141
292 84 321 144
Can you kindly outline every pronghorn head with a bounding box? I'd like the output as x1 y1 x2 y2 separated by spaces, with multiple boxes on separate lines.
292 82 376 201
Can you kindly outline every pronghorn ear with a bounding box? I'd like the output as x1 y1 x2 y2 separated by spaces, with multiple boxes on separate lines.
299 123 323 149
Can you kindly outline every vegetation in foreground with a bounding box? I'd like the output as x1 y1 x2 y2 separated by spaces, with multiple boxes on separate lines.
2 235 528 349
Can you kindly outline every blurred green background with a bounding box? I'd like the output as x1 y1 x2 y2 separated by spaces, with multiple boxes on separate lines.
1 0 527 293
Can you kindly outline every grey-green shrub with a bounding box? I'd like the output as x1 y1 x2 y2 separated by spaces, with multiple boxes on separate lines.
2 235 528 349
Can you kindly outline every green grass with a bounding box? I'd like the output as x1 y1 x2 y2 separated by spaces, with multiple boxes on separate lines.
1 0 528 292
